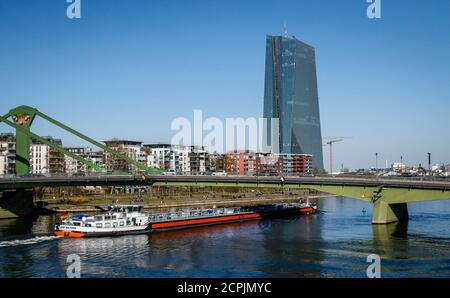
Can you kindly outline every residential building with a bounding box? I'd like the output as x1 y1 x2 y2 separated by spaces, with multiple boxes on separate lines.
225 150 257 175
0 133 16 175
64 147 104 174
143 144 173 171
30 136 65 174
263 34 324 169
104 139 147 173
255 152 282 175
223 151 313 176
277 153 313 175
172 145 209 175
209 152 231 172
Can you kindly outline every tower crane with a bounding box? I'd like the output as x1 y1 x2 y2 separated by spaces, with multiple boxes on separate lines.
323 137 352 175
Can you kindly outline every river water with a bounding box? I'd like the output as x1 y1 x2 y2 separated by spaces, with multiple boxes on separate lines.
1 196 450 278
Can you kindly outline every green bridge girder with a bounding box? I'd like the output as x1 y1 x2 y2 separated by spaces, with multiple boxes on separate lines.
0 105 161 175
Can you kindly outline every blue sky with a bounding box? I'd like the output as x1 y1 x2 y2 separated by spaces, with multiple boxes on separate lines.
0 0 449 171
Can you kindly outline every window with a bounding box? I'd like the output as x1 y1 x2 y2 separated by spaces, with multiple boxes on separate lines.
105 223 111 228
96 223 103 228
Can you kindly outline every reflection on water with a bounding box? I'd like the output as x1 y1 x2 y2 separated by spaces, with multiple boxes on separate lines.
1 197 450 277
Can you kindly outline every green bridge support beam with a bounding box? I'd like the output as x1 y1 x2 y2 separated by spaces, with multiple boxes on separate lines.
15 126 31 176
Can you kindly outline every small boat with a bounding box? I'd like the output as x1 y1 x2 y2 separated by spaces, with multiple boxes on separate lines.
54 201 317 238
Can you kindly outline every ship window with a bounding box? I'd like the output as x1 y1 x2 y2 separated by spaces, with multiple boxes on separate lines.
96 223 103 228
119 222 124 227
113 222 118 227
105 223 111 228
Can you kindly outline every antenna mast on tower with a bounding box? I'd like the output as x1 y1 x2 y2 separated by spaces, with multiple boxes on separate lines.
283 22 288 37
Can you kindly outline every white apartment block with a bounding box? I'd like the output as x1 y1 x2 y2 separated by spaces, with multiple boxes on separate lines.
143 144 210 175
0 155 7 175
172 145 191 175
143 144 172 170
172 145 209 175
29 137 65 174
30 143 50 174
0 133 16 175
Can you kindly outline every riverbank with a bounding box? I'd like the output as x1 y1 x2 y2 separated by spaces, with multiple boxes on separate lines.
2 186 329 218
44 195 329 213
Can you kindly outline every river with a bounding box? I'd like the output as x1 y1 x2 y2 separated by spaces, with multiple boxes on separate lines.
1 196 450 278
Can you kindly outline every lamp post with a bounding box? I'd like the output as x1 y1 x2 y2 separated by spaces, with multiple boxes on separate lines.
375 153 378 173
428 152 431 175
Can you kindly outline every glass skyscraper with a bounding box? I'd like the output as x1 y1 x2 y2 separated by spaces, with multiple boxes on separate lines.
263 35 324 169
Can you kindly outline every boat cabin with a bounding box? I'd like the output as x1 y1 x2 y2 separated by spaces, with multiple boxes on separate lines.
107 205 143 214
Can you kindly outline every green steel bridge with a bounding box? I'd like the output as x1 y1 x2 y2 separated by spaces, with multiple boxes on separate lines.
1 105 450 224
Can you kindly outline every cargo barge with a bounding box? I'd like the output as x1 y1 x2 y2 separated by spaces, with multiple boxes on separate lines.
54 201 317 238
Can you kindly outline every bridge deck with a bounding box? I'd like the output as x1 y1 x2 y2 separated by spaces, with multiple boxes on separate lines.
1 175 450 191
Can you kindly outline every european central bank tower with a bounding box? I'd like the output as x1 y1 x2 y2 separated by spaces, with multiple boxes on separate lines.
263 34 324 169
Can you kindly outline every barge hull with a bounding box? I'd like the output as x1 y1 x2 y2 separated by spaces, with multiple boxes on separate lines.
151 207 315 232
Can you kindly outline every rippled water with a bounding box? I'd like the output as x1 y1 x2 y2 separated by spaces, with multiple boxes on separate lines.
1 197 450 278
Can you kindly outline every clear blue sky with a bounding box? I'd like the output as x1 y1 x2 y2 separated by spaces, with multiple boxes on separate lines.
1 0 449 171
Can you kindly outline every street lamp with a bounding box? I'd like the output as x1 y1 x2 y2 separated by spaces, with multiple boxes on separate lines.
428 152 431 175
375 153 378 173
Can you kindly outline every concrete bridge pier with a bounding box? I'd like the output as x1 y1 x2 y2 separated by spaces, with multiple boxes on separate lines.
0 190 36 219
372 200 409 224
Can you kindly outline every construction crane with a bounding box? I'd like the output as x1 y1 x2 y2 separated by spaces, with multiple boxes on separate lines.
323 137 352 175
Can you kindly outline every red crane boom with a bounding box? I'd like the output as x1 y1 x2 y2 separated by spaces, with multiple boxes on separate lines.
323 137 351 175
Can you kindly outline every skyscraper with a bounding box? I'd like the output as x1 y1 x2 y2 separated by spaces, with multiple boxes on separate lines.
263 34 324 169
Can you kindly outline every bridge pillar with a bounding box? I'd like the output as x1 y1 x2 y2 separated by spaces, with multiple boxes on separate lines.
0 190 36 219
10 109 36 176
15 126 31 176
372 200 409 224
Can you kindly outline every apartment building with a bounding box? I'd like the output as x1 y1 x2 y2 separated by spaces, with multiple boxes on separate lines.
0 133 16 175
277 153 313 176
143 144 173 171
224 151 313 176
30 137 65 174
104 139 147 173
170 145 209 175
64 147 104 174
225 150 257 175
